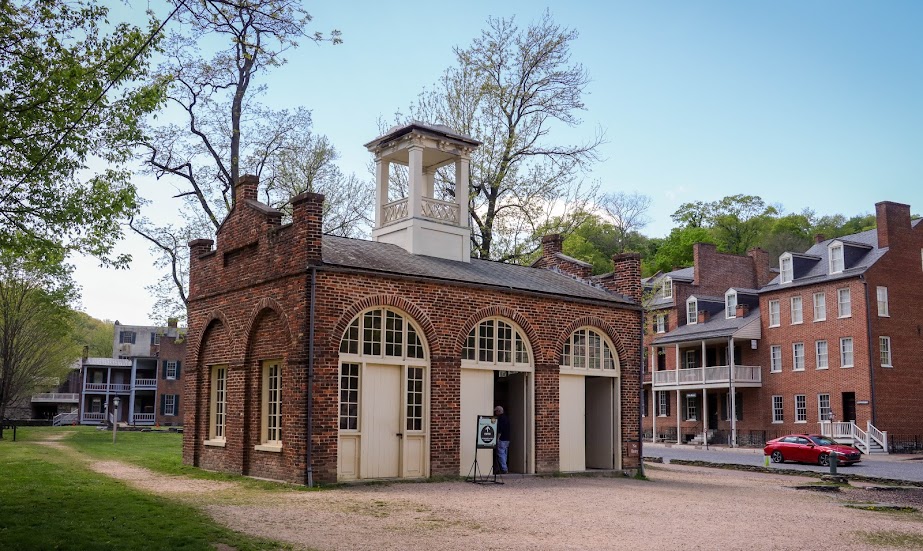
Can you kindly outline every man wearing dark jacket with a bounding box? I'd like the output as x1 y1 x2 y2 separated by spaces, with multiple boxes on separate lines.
494 405 510 474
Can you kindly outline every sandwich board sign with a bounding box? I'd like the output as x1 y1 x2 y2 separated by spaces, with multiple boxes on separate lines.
476 415 498 449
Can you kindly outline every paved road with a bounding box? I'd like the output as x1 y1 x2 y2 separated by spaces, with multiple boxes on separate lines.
643 442 923 482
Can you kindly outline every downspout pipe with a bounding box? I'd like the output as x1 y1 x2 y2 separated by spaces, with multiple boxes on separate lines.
638 309 645 477
306 266 317 487
861 275 877 426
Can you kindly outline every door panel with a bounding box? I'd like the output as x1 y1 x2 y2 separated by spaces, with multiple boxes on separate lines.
402 435 425 477
508 373 527 473
360 365 401 479
460 369 495 475
559 374 585 472
585 377 613 469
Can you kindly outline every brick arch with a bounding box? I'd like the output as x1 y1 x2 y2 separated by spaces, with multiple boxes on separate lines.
194 309 241 370
555 316 630 370
242 297 296 358
333 295 439 356
456 305 541 363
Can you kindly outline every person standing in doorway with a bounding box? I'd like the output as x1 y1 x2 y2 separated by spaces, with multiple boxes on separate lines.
494 405 511 474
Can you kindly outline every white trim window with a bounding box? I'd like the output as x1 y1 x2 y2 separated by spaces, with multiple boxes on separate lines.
880 336 892 367
686 298 698 325
792 343 805 371
840 337 854 368
813 292 826 322
815 340 828 369
779 254 793 284
164 394 176 416
877 286 889 317
829 242 844 274
260 360 282 450
837 288 851 318
662 277 673 299
339 363 360 430
770 345 782 373
561 327 617 373
790 296 803 324
685 395 697 421
818 394 832 421
208 365 227 443
768 300 780 327
658 391 669 417
795 395 807 423
342 308 427 361
467 318 531 367
772 395 784 423
684 349 697 370
166 361 178 380
655 313 666 334
725 290 737 319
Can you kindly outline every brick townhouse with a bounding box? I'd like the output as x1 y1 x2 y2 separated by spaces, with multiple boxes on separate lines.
182 122 643 485
643 201 922 454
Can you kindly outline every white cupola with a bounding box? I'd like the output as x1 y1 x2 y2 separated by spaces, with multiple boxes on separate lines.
364 122 480 263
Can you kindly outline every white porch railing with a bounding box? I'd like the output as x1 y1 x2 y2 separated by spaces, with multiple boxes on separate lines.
83 412 105 422
132 413 155 424
134 379 157 389
421 197 460 224
53 412 77 426
31 393 79 403
651 365 761 387
819 420 888 454
83 383 133 393
382 198 408 224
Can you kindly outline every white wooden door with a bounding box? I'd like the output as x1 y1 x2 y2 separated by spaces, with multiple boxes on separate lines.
585 377 614 469
360 364 401 479
460 369 494 475
559 374 585 472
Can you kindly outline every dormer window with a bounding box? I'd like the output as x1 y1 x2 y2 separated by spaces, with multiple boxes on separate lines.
829 242 844 274
662 277 672 299
779 254 793 284
686 297 697 325
725 290 737 319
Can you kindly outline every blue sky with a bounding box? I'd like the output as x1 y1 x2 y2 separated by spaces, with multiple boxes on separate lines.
74 0 923 324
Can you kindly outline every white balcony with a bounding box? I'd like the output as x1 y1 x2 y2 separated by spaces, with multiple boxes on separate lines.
83 383 133 393
132 413 155 424
31 393 79 403
134 378 157 389
82 412 105 422
651 365 762 389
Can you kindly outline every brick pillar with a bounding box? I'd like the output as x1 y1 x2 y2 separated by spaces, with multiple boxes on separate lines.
747 247 771 288
187 239 214 299
293 191 325 265
235 174 259 203
611 252 642 303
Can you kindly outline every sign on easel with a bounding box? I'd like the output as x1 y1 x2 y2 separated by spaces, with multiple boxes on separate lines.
476 415 498 449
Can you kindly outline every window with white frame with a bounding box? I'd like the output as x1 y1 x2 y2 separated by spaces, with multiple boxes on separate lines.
779 254 793 284
770 345 782 372
877 286 889 317
166 361 177 380
790 296 803 324
261 360 282 448
686 298 697 325
339 363 359 430
813 292 826 321
152 332 161 345
561 327 616 372
655 313 666 334
768 300 780 327
209 365 227 442
685 395 697 421
164 394 176 416
406 367 424 431
641 390 648 417
792 342 805 371
840 337 854 367
119 331 136 344
837 288 851 318
726 290 737 319
684 349 697 370
795 395 807 423
815 340 828 369
772 395 784 423
658 391 669 416
467 318 531 366
829 243 844 273
880 336 892 367
342 308 427 361
818 394 831 421
662 277 672 299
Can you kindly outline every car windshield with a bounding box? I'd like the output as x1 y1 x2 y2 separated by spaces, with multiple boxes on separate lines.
809 436 837 446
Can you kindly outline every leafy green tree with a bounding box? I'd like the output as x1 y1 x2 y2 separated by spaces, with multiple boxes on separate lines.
409 11 602 262
0 1 162 264
70 312 113 358
761 212 814 262
648 226 715 274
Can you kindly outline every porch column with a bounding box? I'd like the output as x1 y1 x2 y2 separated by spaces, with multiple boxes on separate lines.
106 368 112 423
80 364 88 424
375 159 389 227
455 157 470 227
701 340 707 369
651 390 657 443
128 360 137 425
729 336 737 448
408 146 424 218
674 344 680 370
676 389 681 444
703 388 708 444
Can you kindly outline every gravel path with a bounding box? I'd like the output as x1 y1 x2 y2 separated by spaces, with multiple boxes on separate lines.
205 466 923 551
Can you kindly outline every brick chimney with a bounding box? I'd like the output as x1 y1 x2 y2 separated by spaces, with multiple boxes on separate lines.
187 238 214 299
746 247 772 287
692 243 717 286
167 317 178 328
814 234 826 244
611 252 642 303
541 234 564 261
235 174 259 203
697 309 709 323
736 303 750 318
292 191 325 265
875 201 911 249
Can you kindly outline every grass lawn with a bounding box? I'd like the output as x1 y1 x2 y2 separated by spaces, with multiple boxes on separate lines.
0 433 290 550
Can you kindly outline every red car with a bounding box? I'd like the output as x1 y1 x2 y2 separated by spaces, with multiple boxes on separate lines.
764 434 862 466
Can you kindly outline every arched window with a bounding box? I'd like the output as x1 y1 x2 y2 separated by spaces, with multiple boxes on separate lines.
561 327 619 375
339 308 426 359
462 317 531 368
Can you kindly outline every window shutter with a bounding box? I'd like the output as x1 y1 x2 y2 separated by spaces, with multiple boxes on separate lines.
174 394 180 416
176 361 181 379
161 360 168 379
150 332 155 345
160 395 165 415
736 392 743 421
666 394 671 417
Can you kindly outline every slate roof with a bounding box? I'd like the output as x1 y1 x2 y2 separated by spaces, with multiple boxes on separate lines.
643 266 695 309
760 221 920 292
652 308 761 345
321 235 636 306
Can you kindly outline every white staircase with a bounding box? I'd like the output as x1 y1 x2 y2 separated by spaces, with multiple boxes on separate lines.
820 421 888 454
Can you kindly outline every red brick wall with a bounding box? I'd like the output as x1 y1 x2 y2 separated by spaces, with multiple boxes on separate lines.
157 335 186 426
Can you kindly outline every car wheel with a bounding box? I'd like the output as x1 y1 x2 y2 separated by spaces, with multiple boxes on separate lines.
818 453 829 466
771 451 784 463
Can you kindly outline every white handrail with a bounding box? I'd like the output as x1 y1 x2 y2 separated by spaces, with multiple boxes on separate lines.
867 421 888 451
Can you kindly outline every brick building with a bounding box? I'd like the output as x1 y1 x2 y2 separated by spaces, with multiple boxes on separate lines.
183 123 643 484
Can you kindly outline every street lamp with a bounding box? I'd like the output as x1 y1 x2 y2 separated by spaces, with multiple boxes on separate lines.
112 396 120 444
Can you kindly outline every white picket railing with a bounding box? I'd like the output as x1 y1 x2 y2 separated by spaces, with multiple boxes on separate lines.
31 393 79 403
651 365 761 387
53 412 77 426
134 379 157 389
819 420 888 454
83 412 105 422
133 413 155 424
421 197 460 224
